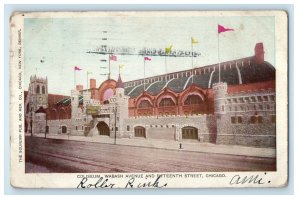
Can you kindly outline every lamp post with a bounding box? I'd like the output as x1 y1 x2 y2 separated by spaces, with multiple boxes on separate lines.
114 106 117 145
30 111 33 137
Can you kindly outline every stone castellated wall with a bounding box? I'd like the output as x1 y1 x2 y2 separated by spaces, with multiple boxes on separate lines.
123 114 216 142
47 119 85 136
216 90 276 147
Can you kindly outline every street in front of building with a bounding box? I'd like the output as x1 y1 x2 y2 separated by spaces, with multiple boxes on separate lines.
25 135 276 173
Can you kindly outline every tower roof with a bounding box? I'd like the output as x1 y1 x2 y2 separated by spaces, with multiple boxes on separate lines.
116 74 124 88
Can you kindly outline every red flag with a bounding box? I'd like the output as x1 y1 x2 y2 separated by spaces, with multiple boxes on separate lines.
218 24 234 34
144 57 151 61
110 55 117 61
74 66 82 71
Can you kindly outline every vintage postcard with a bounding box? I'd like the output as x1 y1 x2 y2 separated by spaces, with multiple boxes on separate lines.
10 11 288 188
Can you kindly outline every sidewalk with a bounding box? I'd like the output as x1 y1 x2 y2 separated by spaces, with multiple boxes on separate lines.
27 133 276 158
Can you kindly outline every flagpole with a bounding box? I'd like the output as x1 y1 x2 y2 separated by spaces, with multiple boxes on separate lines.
191 38 194 84
108 54 111 80
144 59 146 91
74 69 76 89
165 56 167 74
86 72 88 91
218 33 221 83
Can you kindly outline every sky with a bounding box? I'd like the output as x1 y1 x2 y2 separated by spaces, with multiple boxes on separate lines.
24 14 275 95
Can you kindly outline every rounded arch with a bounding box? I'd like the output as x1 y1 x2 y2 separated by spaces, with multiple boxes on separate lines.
156 89 178 107
98 79 117 102
180 88 205 105
183 94 204 105
134 126 146 138
103 88 114 101
136 95 154 108
61 126 67 134
181 126 198 140
96 121 110 136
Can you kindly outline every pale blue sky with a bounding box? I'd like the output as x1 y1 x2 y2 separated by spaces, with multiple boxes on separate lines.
24 15 275 95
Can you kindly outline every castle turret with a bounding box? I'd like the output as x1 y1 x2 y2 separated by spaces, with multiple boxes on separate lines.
116 74 124 98
71 89 79 119
213 82 228 115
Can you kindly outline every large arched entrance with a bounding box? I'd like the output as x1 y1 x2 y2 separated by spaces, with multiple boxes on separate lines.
62 126 67 134
182 126 198 140
97 121 110 136
134 126 146 138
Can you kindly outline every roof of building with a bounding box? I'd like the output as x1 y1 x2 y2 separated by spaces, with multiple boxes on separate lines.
124 57 275 98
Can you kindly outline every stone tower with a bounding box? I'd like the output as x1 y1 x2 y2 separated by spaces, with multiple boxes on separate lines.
28 75 48 111
109 74 129 137
213 82 228 144
212 82 228 115
71 89 80 119
24 75 48 134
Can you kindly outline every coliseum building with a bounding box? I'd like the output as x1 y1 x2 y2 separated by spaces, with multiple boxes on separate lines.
24 43 276 148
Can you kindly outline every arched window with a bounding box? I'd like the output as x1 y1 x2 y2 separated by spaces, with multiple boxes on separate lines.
159 98 175 107
184 94 203 105
42 86 45 94
36 85 40 94
138 100 152 108
103 88 114 101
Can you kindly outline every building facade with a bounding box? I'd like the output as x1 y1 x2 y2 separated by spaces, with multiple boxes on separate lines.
24 43 276 148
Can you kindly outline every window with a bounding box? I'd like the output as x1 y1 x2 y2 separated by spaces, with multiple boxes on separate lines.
251 96 256 102
42 86 45 94
250 115 263 124
75 126 78 130
138 100 152 108
159 98 175 107
36 85 40 94
257 96 263 102
258 116 263 123
231 117 236 124
263 96 268 101
115 127 118 131
237 116 242 123
271 115 276 123
184 95 202 105
232 116 242 124
250 116 257 123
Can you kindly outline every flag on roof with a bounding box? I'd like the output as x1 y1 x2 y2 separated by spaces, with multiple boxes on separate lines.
218 24 234 34
110 54 117 61
165 45 173 54
191 37 199 44
144 57 151 61
74 66 82 71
